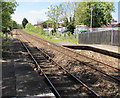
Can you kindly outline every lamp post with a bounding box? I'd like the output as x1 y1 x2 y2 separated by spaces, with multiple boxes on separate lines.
90 8 93 32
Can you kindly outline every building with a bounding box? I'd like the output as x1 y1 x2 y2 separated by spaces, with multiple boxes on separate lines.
34 21 52 28
101 19 120 27
34 24 40 28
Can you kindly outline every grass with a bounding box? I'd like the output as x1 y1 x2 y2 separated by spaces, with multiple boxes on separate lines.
0 32 12 46
0 32 4 38
24 29 63 41
24 23 78 43
2 40 12 46
24 29 78 44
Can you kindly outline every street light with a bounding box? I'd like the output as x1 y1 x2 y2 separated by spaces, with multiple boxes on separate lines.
90 8 93 32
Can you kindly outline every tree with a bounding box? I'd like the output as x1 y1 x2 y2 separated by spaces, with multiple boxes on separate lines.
47 4 63 33
1 1 17 33
61 2 78 34
75 1 115 27
1 0 17 40
61 2 78 20
67 17 75 34
22 18 28 28
12 20 18 29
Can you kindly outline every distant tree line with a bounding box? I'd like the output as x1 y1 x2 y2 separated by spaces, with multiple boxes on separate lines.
47 0 115 34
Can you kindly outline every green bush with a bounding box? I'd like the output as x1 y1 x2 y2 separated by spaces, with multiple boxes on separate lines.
25 23 78 43
25 23 45 34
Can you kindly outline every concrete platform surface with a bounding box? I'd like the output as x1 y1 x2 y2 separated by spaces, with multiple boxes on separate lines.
53 41 119 54
64 44 119 54
2 39 55 97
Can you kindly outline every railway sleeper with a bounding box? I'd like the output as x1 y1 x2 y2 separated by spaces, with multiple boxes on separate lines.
47 75 68 79
42 67 59 71
40 65 55 68
49 76 71 82
37 59 50 63
40 64 55 68
57 87 89 97
43 71 63 75
61 93 90 98
53 81 77 87
52 80 75 85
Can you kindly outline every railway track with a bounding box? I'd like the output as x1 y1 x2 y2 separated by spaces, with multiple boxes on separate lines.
16 30 120 96
18 35 100 97
18 30 120 83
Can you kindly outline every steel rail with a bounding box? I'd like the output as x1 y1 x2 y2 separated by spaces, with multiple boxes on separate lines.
21 32 120 83
19 37 61 98
23 31 119 71
46 44 120 83
20 34 101 98
38 43 120 83
39 48 101 98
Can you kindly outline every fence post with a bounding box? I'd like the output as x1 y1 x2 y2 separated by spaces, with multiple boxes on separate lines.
111 28 114 45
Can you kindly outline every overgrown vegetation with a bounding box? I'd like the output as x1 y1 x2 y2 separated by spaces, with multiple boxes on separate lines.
2 40 12 46
25 23 78 43
1 1 18 32
1 0 21 40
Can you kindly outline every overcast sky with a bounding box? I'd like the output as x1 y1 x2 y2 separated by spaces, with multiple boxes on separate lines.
11 0 119 25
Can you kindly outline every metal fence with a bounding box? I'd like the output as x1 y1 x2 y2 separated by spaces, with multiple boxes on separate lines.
78 30 120 46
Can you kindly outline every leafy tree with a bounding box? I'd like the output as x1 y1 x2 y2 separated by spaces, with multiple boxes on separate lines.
12 20 18 29
75 1 115 27
7 19 18 30
61 2 78 34
25 23 45 34
61 2 78 20
25 23 35 30
66 17 75 34
22 18 28 28
47 4 63 33
1 1 17 33
44 20 53 23
63 17 69 27
17 24 23 29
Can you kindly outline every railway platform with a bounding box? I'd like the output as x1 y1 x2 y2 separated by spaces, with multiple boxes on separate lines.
64 44 119 54
2 38 55 97
53 41 119 58
63 44 119 58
